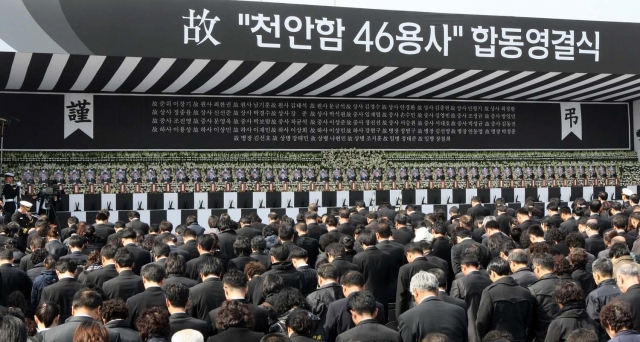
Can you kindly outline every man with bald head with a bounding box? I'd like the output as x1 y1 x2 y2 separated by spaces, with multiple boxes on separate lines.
584 219 605 257
598 235 626 259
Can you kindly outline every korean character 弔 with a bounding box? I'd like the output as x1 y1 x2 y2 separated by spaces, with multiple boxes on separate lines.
471 26 498 57
244 14 281 48
577 31 599 61
396 23 423 55
284 16 313 50
315 18 345 51
526 29 549 59
498 28 523 58
551 30 574 60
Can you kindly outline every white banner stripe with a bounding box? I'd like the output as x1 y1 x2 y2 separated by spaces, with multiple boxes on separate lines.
576 78 640 101
384 69 455 97
528 74 610 99
332 67 396 96
358 68 425 97
193 60 242 94
482 72 559 99
163 59 210 93
222 61 275 94
70 55 107 91
460 71 534 99
0 38 15 52
5 53 32 90
101 57 142 92
435 70 509 98
250 63 306 95
278 64 338 96
305 65 367 96
551 74 635 100
410 70 482 98
505 73 586 99
132 58 176 93
38 54 70 91
606 86 640 101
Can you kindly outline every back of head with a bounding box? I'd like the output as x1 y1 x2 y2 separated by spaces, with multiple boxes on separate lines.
325 243 345 258
164 283 190 308
409 270 439 294
199 257 224 277
260 333 292 342
56 259 77 274
341 271 365 288
566 329 598 342
508 249 528 265
286 309 313 336
215 300 254 331
197 234 216 252
347 291 377 316
172 329 204 342
223 270 248 290
34 301 60 328
592 258 614 278
356 229 377 246
531 253 555 272
159 220 173 233
141 263 165 283
423 333 451 342
115 248 135 268
481 330 513 342
136 306 170 341
553 280 585 306
165 254 187 276
100 299 129 322
487 257 511 277
269 245 290 263
0 313 28 342
233 236 252 257
73 289 103 311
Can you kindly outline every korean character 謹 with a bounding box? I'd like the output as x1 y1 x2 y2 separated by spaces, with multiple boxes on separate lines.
471 26 498 57
551 30 574 60
526 29 549 59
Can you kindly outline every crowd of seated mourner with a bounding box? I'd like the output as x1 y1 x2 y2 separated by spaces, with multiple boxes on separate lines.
0 192 640 342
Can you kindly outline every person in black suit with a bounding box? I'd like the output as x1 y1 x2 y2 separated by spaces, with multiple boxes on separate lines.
528 253 561 342
59 235 89 265
236 216 262 240
100 298 143 342
178 229 200 260
84 244 119 288
217 216 238 259
208 300 264 342
398 271 468 342
476 258 535 342
94 212 116 242
496 205 513 236
320 217 348 251
406 204 426 228
119 229 151 275
326 243 359 281
352 229 392 313
186 234 226 281
151 241 170 268
305 212 327 241
507 249 538 288
209 270 269 334
451 228 490 276
106 221 127 246
165 283 208 340
324 271 387 342
287 308 321 342
431 222 453 271
364 212 379 231
375 222 405 299
377 203 398 223
545 203 564 228
42 289 120 342
125 211 150 235
250 213 267 233
40 259 84 323
515 208 535 231
396 242 441 319
560 206 579 235
126 263 166 329
60 216 79 243
185 215 206 237
451 253 493 342
467 196 491 221
614 264 640 332
163 254 198 289
335 291 399 342
252 245 303 305
427 268 467 310
102 248 145 301
294 223 320 268
250 236 271 271
154 220 174 243
307 263 344 340
585 219 606 257
291 247 317 296
188 257 226 322
336 209 356 236
589 200 612 236
0 249 25 306
392 214 414 244
228 236 258 272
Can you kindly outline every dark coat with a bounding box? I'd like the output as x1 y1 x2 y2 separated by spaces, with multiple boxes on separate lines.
391 227 413 245
451 271 493 342
178 240 200 260
510 267 538 288
324 292 386 342
589 214 612 236
102 270 144 301
0 263 30 306
330 258 359 281
297 265 318 296
126 287 166 328
352 246 392 308
169 245 190 261
395 257 441 319
209 298 269 334
307 282 344 331
615 284 640 332
162 274 199 289
497 214 513 236
235 226 262 239
126 219 150 234
104 319 143 342
439 291 468 310
307 223 327 241
41 316 119 342
250 252 271 271
337 222 356 236
169 312 208 340
609 330 640 342
451 238 490 275
188 277 225 322
185 253 226 281
291 332 319 342
251 262 302 305
560 218 579 235
228 256 258 272
45 240 67 260
294 236 320 268
336 319 399 342
94 223 116 242
432 236 454 272
572 268 597 295
398 297 468 342
206 327 263 342
586 278 621 342
27 262 45 282
217 230 238 258
476 277 535 342
59 251 88 265
376 239 405 298
187 223 206 236
545 305 598 342
585 234 606 258
124 243 151 275
83 263 118 288
30 269 57 314
528 273 561 342
467 204 491 221
40 277 83 323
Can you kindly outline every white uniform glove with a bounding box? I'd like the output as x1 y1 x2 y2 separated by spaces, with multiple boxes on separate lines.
16 182 21 187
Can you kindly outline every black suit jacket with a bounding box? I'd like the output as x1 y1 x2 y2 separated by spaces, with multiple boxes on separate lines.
376 240 405 299
40 277 83 323
324 292 386 342
295 236 320 268
590 214 612 235
251 262 303 304
330 258 359 281
395 257 441 319
169 245 190 261
102 270 144 301
0 264 28 306
83 263 118 288
188 277 226 321
391 228 412 245
104 319 142 342
209 298 270 334
42 316 120 342
178 240 200 260
207 327 263 342
162 274 199 289
398 297 468 342
439 291 468 310
307 223 327 241
496 214 512 236
217 230 238 259
337 223 356 236
467 205 491 221
616 284 640 332
451 238 490 275
450 271 493 342
250 252 271 271
585 234 606 257
228 256 258 273
126 219 150 234
169 312 208 340
124 243 151 275
352 246 392 308
236 226 262 239
94 223 116 242
560 217 579 235
126 287 166 328
59 251 88 265
335 319 399 342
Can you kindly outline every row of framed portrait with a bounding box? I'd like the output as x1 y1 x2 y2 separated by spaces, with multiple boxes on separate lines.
19 165 619 185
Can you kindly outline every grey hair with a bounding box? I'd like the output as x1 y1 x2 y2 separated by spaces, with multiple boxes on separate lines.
508 249 528 265
482 216 497 225
617 263 639 278
592 258 614 277
172 329 204 342
409 271 439 293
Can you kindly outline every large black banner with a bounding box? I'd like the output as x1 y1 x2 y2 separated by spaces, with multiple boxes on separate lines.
0 93 630 150
5 0 640 74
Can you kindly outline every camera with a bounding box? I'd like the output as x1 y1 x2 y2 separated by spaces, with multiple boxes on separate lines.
40 187 60 198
